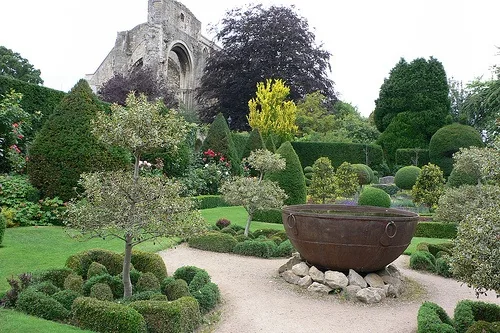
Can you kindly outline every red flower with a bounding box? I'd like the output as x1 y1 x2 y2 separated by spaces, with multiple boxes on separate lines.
12 123 19 128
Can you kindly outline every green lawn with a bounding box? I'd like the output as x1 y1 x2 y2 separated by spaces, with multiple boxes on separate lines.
403 237 452 255
200 206 284 231
0 309 96 333
0 226 178 292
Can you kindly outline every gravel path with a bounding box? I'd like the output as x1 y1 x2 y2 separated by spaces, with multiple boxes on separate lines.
159 244 499 333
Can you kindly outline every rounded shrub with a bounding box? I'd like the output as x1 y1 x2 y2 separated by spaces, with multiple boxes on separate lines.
64 274 84 294
136 272 161 293
465 321 500 333
29 281 60 295
17 288 70 321
454 300 500 333
90 283 114 301
192 282 220 314
164 279 190 301
429 123 484 177
129 297 201 333
65 248 123 278
160 277 176 295
131 250 167 281
358 186 391 208
72 297 146 333
417 301 455 333
395 166 421 190
447 167 481 188
410 251 436 272
150 294 169 301
87 261 108 279
352 164 372 185
253 228 278 239
276 239 295 257
220 226 237 235
265 141 307 205
435 257 452 278
82 274 123 299
51 289 80 311
188 270 211 293
32 268 73 289
188 232 238 253
27 80 129 201
233 240 278 258
121 290 163 304
173 266 204 285
215 218 231 229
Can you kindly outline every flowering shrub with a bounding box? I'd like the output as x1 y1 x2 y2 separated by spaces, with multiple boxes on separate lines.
215 218 231 229
138 158 164 177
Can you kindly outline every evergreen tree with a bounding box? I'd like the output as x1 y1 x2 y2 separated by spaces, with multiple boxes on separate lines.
308 157 336 204
27 80 129 200
241 129 265 159
265 141 306 205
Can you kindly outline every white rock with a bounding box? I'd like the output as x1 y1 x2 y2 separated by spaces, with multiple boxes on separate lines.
282 271 300 285
386 264 402 280
308 266 325 283
348 269 367 288
298 275 313 288
292 262 309 277
307 282 332 294
345 285 362 299
356 287 385 304
324 271 348 289
364 273 385 288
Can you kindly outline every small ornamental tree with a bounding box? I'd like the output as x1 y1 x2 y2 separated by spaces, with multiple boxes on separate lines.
248 79 298 143
221 149 287 236
65 93 206 298
334 162 360 198
411 163 445 210
308 157 336 204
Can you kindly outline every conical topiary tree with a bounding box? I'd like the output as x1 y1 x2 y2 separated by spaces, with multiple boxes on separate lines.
27 80 129 200
265 141 306 205
201 113 241 174
241 129 265 159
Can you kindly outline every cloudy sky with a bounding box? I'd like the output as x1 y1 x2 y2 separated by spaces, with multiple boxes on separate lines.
1 0 498 117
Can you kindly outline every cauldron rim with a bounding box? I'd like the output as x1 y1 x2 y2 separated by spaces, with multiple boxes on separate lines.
282 204 418 221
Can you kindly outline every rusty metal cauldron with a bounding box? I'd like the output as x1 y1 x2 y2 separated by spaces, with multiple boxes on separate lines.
282 204 419 272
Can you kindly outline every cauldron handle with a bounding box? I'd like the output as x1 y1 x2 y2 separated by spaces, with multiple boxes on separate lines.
385 221 397 238
287 214 298 235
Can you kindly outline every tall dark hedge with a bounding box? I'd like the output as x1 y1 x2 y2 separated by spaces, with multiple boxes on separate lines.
265 141 306 205
231 131 249 159
27 80 130 201
241 129 265 159
291 142 383 169
200 113 241 174
0 75 65 136
429 123 484 177
396 148 430 167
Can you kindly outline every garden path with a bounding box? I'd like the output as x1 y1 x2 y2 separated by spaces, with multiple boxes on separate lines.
159 244 499 333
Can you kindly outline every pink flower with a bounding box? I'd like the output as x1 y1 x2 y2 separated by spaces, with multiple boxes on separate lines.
18 134 24 139
12 123 19 128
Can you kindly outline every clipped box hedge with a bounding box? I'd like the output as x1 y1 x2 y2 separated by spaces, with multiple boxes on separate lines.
72 297 147 333
454 300 500 333
129 297 201 333
396 148 430 167
253 208 282 224
414 222 457 239
193 195 231 209
417 302 456 333
291 141 384 169
188 232 238 253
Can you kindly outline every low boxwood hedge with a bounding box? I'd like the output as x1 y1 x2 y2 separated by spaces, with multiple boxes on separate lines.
414 222 457 239
193 195 231 209
188 232 238 253
454 300 500 333
129 297 201 333
82 274 123 299
65 249 123 278
164 279 191 301
417 301 455 333
72 297 147 333
32 268 74 289
17 288 70 321
191 282 220 314
233 240 278 258
51 289 80 311
253 208 282 224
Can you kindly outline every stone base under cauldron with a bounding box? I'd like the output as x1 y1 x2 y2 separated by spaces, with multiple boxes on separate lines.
279 253 405 304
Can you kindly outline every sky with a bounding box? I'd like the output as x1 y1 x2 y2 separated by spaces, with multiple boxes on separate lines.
1 0 499 117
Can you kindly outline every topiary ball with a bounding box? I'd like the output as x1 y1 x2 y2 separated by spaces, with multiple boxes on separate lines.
446 167 481 188
164 279 190 301
395 166 421 190
89 283 114 301
352 164 372 185
87 261 108 279
136 272 160 293
358 186 391 208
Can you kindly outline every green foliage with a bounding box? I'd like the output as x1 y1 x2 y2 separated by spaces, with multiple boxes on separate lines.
412 163 445 208
129 297 201 333
358 186 391 208
135 272 161 293
410 251 436 272
164 279 190 301
233 240 278 258
28 80 129 201
0 214 5 245
252 208 282 224
65 248 123 278
334 162 360 197
72 297 147 333
308 157 336 204
396 148 430 167
188 232 238 253
0 174 39 207
193 195 231 209
191 282 220 314
63 274 83 294
414 222 457 239
29 281 60 295
451 204 500 295
454 300 500 333
0 46 43 84
16 288 70 321
450 144 500 186
291 141 384 170
447 167 481 188
265 134 277 152
435 256 453 278
51 289 80 311
241 129 265 160
82 274 123 299
352 164 372 185
395 166 421 190
231 131 249 159
429 123 484 176
276 239 295 257
417 302 455 333
0 76 65 134
89 283 114 301
296 91 335 135
465 321 500 333
266 141 306 205
142 142 193 178
188 270 211 294
131 251 168 282
87 262 108 279
370 184 399 196
160 277 176 296
173 266 205 285
201 113 241 174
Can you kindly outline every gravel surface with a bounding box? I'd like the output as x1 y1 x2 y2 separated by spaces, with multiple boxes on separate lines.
159 244 499 333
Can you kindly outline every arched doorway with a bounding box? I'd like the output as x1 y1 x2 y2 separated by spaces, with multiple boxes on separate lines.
165 41 194 108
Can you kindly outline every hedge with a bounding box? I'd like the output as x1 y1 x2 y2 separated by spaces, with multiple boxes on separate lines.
65 248 124 278
16 288 70 321
72 297 147 333
417 302 456 333
233 240 278 258
82 274 124 299
193 195 231 209
0 75 65 135
0 214 6 245
454 300 500 333
129 297 201 333
131 251 168 282
231 131 250 160
291 141 384 170
396 148 430 167
253 208 282 224
414 222 457 239
191 282 220 314
188 232 238 253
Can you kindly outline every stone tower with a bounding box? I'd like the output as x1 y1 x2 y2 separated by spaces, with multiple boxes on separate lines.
86 0 218 109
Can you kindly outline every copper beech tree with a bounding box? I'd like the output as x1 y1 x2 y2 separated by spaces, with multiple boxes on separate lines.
65 93 206 297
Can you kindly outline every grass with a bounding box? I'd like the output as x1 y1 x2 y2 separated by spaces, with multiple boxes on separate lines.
0 226 178 292
0 308 96 332
200 206 284 231
403 237 452 255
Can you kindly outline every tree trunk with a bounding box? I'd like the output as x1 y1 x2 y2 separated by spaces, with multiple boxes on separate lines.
133 154 141 181
244 213 253 237
122 234 133 298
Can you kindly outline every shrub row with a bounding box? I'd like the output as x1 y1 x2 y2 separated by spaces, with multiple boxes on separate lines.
253 208 282 224
410 242 453 277
396 148 430 167
414 222 458 239
370 183 399 196
291 141 384 170
417 301 500 333
193 195 232 209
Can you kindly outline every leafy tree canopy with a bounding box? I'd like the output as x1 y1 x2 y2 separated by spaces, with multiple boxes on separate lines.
0 46 43 85
197 4 336 130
